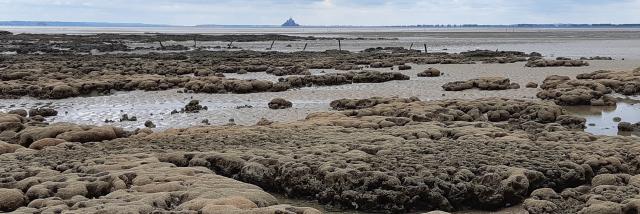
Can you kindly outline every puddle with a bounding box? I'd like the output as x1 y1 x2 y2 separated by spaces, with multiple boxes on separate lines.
564 99 640 137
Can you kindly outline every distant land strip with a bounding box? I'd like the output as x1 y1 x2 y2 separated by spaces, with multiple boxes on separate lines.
1 21 639 28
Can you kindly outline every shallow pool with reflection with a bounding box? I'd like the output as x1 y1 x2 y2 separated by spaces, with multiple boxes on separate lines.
564 98 640 137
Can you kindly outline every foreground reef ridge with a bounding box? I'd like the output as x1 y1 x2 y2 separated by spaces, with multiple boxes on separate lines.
2 97 640 213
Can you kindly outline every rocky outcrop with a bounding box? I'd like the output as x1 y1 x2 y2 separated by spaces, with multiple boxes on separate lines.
580 56 613 60
0 47 545 99
105 97 637 213
0 112 131 148
417 68 442 77
28 108 58 117
28 138 66 150
119 114 137 122
0 149 320 213
398 64 412 70
4 97 640 213
526 59 589 67
268 98 293 109
266 66 310 76
0 188 26 212
618 122 640 132
576 69 640 96
536 69 640 106
183 77 287 94
284 71 410 88
330 97 419 110
523 174 640 213
144 120 156 128
0 140 24 155
442 77 516 91
181 100 207 113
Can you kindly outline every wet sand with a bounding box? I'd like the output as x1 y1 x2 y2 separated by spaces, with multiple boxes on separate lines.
2 60 638 132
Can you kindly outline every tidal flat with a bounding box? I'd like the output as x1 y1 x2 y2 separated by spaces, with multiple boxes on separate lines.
1 28 640 214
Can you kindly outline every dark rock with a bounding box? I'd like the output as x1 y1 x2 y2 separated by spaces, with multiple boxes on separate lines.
28 108 58 117
119 114 137 122
182 100 206 113
144 121 156 128
618 122 639 132
398 65 412 70
8 109 28 117
443 77 513 91
268 98 293 110
417 68 442 77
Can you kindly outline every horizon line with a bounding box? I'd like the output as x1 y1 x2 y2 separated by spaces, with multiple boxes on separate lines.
1 20 640 28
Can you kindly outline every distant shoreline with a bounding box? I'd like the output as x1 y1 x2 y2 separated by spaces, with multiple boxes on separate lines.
1 21 640 28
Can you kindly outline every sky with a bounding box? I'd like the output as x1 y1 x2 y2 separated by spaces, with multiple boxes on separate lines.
0 0 639 26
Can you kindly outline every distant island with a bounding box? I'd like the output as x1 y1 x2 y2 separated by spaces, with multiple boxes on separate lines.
281 18 300 27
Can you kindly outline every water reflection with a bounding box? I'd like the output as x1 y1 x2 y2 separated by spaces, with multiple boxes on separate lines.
564 99 640 137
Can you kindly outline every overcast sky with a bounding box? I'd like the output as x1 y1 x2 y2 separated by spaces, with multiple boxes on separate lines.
1 0 639 26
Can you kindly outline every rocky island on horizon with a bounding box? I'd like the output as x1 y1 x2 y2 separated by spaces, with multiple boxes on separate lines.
281 17 300 27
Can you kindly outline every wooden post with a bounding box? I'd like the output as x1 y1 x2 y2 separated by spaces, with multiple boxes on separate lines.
269 40 276 50
338 39 342 51
409 43 414 50
424 44 427 54
159 40 165 49
228 41 234 49
193 35 197 48
303 43 308 51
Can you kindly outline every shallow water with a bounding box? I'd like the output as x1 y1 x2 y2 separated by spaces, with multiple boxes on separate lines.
565 98 640 137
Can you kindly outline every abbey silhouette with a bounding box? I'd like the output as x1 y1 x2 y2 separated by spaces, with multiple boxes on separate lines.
281 18 300 27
